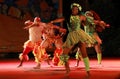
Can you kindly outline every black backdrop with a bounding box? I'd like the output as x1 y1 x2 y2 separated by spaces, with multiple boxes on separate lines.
62 0 120 57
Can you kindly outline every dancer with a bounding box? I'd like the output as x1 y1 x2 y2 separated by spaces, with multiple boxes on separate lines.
52 32 65 66
18 17 51 67
88 10 110 65
33 24 52 69
33 21 66 68
74 10 110 67
32 38 51 69
58 3 97 76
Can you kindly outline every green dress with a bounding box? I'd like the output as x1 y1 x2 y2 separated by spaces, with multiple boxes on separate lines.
84 15 100 43
63 15 96 48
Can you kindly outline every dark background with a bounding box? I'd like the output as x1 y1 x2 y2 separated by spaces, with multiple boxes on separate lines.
63 0 120 57
0 0 120 59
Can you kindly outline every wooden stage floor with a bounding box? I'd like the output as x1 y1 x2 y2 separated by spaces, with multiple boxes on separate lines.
0 57 120 79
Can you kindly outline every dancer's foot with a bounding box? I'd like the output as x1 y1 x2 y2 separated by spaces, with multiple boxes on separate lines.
48 64 53 67
33 63 41 69
17 61 23 68
33 66 40 69
65 62 70 73
87 71 90 77
83 71 90 79
96 64 103 67
74 64 79 67
66 68 70 74
74 60 79 67
17 64 22 67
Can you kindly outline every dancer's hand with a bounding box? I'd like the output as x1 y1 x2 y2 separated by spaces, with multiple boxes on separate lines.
59 28 66 34
24 26 29 30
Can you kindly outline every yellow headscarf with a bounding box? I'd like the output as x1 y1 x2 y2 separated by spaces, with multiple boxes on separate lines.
71 3 82 11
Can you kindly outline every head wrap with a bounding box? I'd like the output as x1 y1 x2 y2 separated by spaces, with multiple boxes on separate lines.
71 3 82 11
34 17 41 22
85 11 93 17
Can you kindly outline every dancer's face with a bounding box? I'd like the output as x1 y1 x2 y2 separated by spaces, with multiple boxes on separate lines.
72 6 79 15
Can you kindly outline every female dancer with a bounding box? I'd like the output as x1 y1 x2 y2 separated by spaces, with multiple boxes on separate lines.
75 10 110 67
58 3 96 76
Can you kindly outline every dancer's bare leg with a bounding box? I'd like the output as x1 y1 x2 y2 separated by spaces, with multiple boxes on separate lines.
94 34 102 65
94 44 102 66
17 60 23 67
46 58 53 67
79 42 90 77
75 48 83 67
60 46 73 74
18 46 32 67
75 59 80 67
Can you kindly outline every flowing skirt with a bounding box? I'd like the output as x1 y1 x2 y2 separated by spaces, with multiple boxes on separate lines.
63 29 97 48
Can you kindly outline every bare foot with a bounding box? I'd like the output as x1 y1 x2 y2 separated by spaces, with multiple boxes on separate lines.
83 71 90 79
17 64 22 68
66 67 70 75
48 64 53 67
96 64 103 68
33 63 41 69
87 71 90 76
33 66 40 69
74 64 79 67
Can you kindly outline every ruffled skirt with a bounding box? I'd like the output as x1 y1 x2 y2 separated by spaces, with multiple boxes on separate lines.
63 29 97 48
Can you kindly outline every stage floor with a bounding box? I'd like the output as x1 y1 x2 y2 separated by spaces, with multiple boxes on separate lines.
0 58 120 79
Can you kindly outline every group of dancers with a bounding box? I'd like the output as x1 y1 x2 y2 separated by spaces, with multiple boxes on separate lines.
17 3 110 77
18 16 66 68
